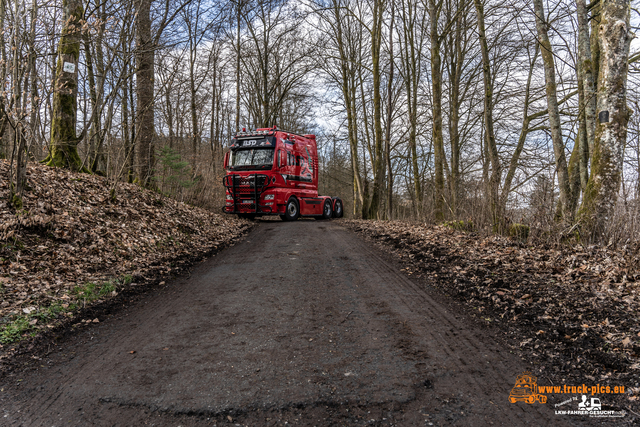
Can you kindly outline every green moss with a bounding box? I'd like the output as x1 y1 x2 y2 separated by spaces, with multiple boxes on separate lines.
10 194 23 209
0 317 31 344
42 143 90 173
72 281 116 302
508 223 530 241
577 122 608 235
0 275 133 344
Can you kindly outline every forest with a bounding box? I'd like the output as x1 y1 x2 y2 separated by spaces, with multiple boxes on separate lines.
1 0 638 244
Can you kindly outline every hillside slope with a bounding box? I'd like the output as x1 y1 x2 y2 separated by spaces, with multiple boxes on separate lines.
0 160 251 345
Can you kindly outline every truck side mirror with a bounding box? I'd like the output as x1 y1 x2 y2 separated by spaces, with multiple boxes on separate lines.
224 151 230 169
279 150 286 168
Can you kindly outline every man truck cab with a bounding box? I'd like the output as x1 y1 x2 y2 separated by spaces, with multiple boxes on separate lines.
223 127 343 221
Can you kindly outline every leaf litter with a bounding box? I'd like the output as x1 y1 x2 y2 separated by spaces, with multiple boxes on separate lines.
0 160 252 349
344 220 640 410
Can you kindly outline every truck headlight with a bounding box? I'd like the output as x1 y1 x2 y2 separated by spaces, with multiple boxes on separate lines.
264 194 275 200
226 194 233 200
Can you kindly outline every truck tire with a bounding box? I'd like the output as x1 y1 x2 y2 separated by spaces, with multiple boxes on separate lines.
283 198 299 221
332 198 343 218
320 199 333 219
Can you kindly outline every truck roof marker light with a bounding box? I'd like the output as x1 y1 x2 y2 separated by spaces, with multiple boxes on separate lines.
242 128 246 132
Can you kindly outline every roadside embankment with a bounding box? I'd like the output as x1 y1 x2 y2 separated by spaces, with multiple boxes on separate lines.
0 160 252 350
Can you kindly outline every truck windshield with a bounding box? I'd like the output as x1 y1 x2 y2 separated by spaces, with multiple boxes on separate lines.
230 148 274 170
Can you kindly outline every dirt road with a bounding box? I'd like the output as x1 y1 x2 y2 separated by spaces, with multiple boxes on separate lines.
0 220 590 426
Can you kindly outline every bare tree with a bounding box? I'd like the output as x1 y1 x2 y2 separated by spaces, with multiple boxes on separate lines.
533 0 572 221
398 0 425 217
240 0 316 130
366 0 386 219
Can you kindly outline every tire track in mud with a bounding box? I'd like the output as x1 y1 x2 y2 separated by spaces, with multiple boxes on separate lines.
329 229 525 424
340 232 531 423
0 220 592 426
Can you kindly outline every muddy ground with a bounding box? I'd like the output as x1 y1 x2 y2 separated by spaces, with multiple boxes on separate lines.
0 220 627 426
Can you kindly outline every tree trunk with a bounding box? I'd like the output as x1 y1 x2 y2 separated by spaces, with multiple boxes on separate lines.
400 0 423 217
236 0 242 132
10 0 27 200
590 1 601 102
578 0 632 241
430 0 444 221
43 0 88 172
83 33 104 173
136 0 155 186
385 0 395 220
189 42 200 166
331 0 364 215
28 0 39 145
575 49 589 194
473 0 501 230
0 0 6 157
533 0 572 221
576 0 596 165
366 0 386 220
447 4 464 217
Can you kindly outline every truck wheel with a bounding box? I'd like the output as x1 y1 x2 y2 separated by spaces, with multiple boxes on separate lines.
283 198 299 221
320 199 333 219
332 198 343 218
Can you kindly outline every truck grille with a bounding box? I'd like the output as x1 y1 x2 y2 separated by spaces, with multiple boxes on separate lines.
223 174 271 214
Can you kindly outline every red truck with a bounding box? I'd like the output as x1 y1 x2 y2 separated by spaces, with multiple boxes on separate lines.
223 127 343 221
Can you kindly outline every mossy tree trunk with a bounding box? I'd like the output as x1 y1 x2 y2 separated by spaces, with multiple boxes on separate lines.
43 0 88 172
578 0 632 241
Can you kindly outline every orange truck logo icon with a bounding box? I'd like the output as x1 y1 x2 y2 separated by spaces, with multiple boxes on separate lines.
509 372 547 404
